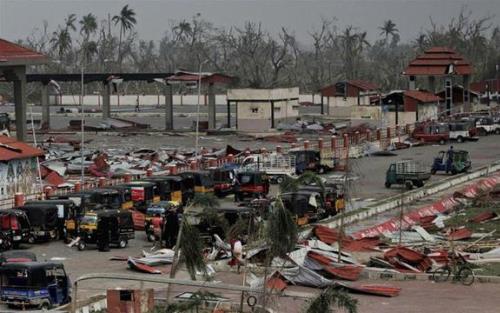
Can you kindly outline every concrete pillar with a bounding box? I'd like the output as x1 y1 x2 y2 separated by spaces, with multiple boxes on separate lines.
41 83 50 129
376 129 381 141
343 134 349 148
331 136 337 151
123 173 132 183
318 138 324 150
103 82 111 119
74 182 81 192
208 83 216 130
14 192 25 207
463 75 470 113
165 84 174 130
13 74 27 142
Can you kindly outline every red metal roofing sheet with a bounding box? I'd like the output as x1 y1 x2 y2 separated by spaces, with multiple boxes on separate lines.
0 38 46 61
404 90 442 103
404 47 472 75
0 136 44 161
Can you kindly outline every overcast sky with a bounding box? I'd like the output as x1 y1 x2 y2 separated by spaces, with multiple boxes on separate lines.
1 0 499 44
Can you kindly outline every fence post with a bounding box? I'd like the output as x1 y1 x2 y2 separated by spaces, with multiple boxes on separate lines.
304 140 310 150
318 138 324 151
74 182 81 192
98 177 106 187
14 192 25 207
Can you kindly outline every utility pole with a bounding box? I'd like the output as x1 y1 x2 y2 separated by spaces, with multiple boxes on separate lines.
337 130 350 263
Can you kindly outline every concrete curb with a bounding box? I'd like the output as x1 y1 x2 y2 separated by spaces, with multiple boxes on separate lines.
300 160 500 237
363 269 500 283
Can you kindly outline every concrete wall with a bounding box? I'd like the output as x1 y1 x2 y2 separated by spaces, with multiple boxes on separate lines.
329 105 381 120
385 111 417 126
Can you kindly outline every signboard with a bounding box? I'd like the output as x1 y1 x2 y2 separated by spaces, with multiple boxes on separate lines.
131 187 145 201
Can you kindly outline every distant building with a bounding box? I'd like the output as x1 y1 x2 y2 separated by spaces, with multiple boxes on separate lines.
0 136 44 199
227 88 300 132
435 85 480 113
381 90 442 125
320 80 381 119
470 79 500 107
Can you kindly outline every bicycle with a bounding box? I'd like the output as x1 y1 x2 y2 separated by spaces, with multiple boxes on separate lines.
431 253 475 286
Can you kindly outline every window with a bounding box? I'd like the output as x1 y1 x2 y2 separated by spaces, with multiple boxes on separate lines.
251 108 259 113
120 290 133 301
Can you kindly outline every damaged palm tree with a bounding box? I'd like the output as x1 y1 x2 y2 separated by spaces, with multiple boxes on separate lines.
279 171 325 194
178 220 207 280
261 196 298 309
303 287 358 313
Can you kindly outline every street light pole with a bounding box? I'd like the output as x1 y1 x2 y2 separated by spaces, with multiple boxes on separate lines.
496 64 499 106
80 62 85 187
195 60 208 157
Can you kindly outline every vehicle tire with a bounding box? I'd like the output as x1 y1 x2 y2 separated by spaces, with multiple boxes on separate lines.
431 169 437 175
457 136 463 143
147 233 155 242
479 128 487 136
414 180 424 188
458 267 474 286
77 241 86 251
439 138 446 145
405 181 413 190
119 238 128 249
317 166 325 174
432 266 451 282
28 235 36 244
384 182 391 188
495 128 500 135
40 300 51 311
275 176 284 184
451 169 458 175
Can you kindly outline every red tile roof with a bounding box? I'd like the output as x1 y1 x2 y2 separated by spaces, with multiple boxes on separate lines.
0 136 44 161
347 80 380 91
404 90 442 103
470 79 499 93
404 47 472 76
0 38 47 62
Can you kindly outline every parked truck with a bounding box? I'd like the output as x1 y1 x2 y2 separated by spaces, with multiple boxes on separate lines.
385 160 431 190
238 153 296 183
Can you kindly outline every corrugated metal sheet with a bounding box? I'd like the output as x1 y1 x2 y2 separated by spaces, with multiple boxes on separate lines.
0 136 44 161
0 38 47 61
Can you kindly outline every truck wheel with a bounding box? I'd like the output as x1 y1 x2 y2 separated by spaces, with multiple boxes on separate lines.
457 136 463 143
495 129 500 135
275 176 284 184
431 169 437 175
479 128 487 136
439 138 446 145
414 180 424 188
119 238 128 248
40 300 51 310
384 182 391 188
405 181 413 190
77 241 86 251
28 236 36 244
451 169 458 175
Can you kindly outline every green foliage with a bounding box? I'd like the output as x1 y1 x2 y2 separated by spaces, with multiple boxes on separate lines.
279 171 324 194
266 197 298 260
191 193 220 210
179 219 206 280
303 287 358 313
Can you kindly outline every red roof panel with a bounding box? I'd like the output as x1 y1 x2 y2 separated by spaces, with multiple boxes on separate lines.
404 47 472 76
0 38 46 62
0 136 44 161
404 90 442 103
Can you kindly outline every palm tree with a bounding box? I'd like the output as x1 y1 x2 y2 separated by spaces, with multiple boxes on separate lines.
80 13 97 41
64 13 77 32
379 20 399 41
50 28 72 60
280 171 325 194
112 5 137 70
303 287 358 313
172 20 193 42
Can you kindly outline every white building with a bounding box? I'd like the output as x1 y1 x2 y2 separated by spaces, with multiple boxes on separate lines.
227 87 300 132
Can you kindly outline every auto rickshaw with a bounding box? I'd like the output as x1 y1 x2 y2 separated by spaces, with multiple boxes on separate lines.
143 176 172 201
0 262 71 310
234 171 270 201
431 150 471 175
210 168 236 198
51 188 123 212
24 199 77 242
279 191 327 225
157 176 191 205
0 209 31 248
297 185 338 217
18 204 59 243
77 209 135 251
144 201 178 242
289 150 335 174
101 185 134 210
180 171 215 194
119 181 159 212
0 251 37 264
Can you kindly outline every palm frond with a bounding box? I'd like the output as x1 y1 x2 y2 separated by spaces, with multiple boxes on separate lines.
303 287 358 313
266 196 297 259
178 219 206 280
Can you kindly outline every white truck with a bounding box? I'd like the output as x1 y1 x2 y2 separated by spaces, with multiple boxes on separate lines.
238 153 296 183
475 116 500 135
448 121 477 143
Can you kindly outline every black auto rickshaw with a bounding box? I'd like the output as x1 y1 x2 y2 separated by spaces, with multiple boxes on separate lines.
210 168 235 198
51 188 123 212
103 185 134 210
143 176 173 201
24 199 76 242
0 262 71 310
160 176 191 205
0 209 31 248
297 185 338 217
280 191 327 225
18 204 59 243
180 171 215 195
234 171 270 201
119 181 159 212
289 150 336 174
77 209 135 251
